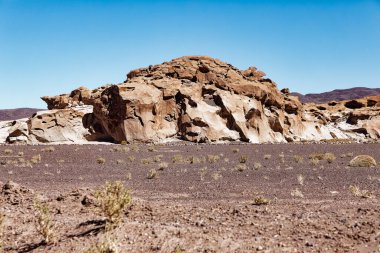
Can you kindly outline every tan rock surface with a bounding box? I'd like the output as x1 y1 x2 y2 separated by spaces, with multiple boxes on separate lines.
1 56 379 144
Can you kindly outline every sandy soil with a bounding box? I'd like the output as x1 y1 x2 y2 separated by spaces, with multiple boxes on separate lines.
0 143 379 252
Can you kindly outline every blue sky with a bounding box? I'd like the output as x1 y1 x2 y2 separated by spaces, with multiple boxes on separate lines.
0 0 379 109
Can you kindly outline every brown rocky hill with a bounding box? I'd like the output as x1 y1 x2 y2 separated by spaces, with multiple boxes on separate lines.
0 108 42 121
292 87 380 104
1 56 380 144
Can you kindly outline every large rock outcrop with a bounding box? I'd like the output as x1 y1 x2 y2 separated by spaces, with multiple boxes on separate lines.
1 56 379 144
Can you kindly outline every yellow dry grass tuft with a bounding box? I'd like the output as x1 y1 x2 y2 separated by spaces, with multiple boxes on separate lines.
95 181 132 228
349 155 377 167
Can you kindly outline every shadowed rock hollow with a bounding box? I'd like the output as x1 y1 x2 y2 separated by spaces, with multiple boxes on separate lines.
3 56 380 144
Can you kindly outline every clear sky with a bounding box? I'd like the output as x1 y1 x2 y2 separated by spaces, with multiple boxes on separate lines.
1 0 379 109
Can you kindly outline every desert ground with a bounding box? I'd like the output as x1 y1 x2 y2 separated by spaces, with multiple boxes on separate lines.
0 143 379 253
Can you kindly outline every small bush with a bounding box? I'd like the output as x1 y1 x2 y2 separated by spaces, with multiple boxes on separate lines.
297 174 305 185
207 155 220 163
253 196 271 205
95 181 132 227
349 185 373 198
293 155 303 163
199 167 208 181
172 154 184 163
232 148 239 153
291 188 304 198
349 155 377 167
41 146 55 152
31 154 42 164
309 158 319 166
3 149 13 155
146 169 157 179
34 199 55 244
235 164 247 172
158 162 168 171
239 155 248 163
264 154 271 160
211 172 222 181
84 235 119 253
253 162 262 170
97 157 106 164
324 153 336 163
147 146 156 152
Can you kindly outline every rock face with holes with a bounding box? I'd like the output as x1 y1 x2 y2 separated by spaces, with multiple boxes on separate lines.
1 56 379 144
304 96 380 140
35 56 345 143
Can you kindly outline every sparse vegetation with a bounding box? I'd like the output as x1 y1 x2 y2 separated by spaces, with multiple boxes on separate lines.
34 199 55 244
235 164 247 172
293 155 304 163
309 158 319 166
84 234 119 253
3 149 13 155
253 196 271 205
297 174 305 185
239 155 248 163
31 154 42 164
211 172 222 181
207 154 220 163
199 167 208 181
97 157 106 164
308 152 336 163
147 169 157 179
324 153 336 163
349 185 374 198
95 181 132 228
291 188 304 198
41 146 55 152
158 162 168 171
264 154 271 160
349 155 377 167
253 162 262 170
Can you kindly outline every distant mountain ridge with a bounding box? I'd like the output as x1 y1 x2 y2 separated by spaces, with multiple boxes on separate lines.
0 108 42 121
292 87 380 104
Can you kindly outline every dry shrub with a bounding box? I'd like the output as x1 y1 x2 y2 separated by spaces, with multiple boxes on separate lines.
253 162 262 170
84 235 119 253
97 157 106 164
232 148 239 153
31 154 42 164
239 155 248 163
324 153 336 163
41 146 55 152
158 162 168 171
235 164 247 172
349 155 377 167
207 155 220 163
349 185 374 198
253 196 271 205
297 174 305 185
95 181 132 227
146 169 157 179
34 199 55 244
3 149 13 155
309 152 336 163
264 154 272 160
293 155 304 163
291 188 304 198
211 172 222 181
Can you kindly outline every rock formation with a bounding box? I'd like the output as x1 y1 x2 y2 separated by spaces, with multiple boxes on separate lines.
1 56 379 144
